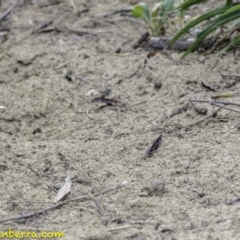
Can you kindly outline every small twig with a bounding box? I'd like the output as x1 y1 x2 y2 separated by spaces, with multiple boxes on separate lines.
0 182 126 223
193 99 240 107
77 207 103 218
169 102 189 118
159 103 189 124
39 0 61 7
33 19 54 33
0 0 19 21
132 32 150 49
192 99 240 114
27 165 58 192
102 7 132 18
211 102 240 114
88 194 104 217
163 179 204 197
130 101 148 107
185 107 221 129
64 25 96 36
86 106 95 120
47 184 58 193
226 197 240 205
92 97 123 107
53 61 71 70
27 165 42 178
107 226 133 231
215 101 240 107
127 67 140 79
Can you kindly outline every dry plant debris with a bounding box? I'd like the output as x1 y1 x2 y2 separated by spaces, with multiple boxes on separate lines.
54 175 72 203
92 97 124 107
144 134 162 159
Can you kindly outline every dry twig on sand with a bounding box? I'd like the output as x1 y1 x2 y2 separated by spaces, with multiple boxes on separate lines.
191 99 240 114
0 0 19 21
0 182 126 223
226 196 240 205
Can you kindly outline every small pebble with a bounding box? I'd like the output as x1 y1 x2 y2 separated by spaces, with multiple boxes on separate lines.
148 178 165 197
0 106 6 113
154 82 162 90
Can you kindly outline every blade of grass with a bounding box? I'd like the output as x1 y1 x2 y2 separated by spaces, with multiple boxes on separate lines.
226 0 233 6
197 9 240 39
224 4 240 14
182 9 240 57
230 17 240 28
170 6 229 45
176 0 207 11
220 34 240 53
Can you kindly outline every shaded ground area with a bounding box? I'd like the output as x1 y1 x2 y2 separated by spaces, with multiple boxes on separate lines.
1 0 240 239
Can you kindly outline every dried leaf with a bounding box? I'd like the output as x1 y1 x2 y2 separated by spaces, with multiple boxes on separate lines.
145 134 162 158
201 82 216 92
54 175 72 203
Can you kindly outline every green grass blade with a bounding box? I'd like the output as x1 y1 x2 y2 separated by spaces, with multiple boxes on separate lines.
230 17 240 28
197 9 240 39
221 34 240 53
224 4 240 14
226 0 233 6
182 10 240 57
170 7 229 45
176 0 207 11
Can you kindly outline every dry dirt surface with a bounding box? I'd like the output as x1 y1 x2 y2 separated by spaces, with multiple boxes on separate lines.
1 0 240 239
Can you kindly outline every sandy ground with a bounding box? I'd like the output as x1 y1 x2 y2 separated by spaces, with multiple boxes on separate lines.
1 0 240 239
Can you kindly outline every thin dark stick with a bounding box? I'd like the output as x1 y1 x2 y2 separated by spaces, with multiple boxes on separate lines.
226 197 240 205
192 99 240 107
184 107 221 129
0 0 19 21
103 7 132 18
192 99 240 114
164 179 204 197
132 32 150 49
89 194 104 217
34 19 54 33
211 102 240 114
0 182 126 223
214 100 240 107
169 102 189 118
77 207 103 218
27 165 42 179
